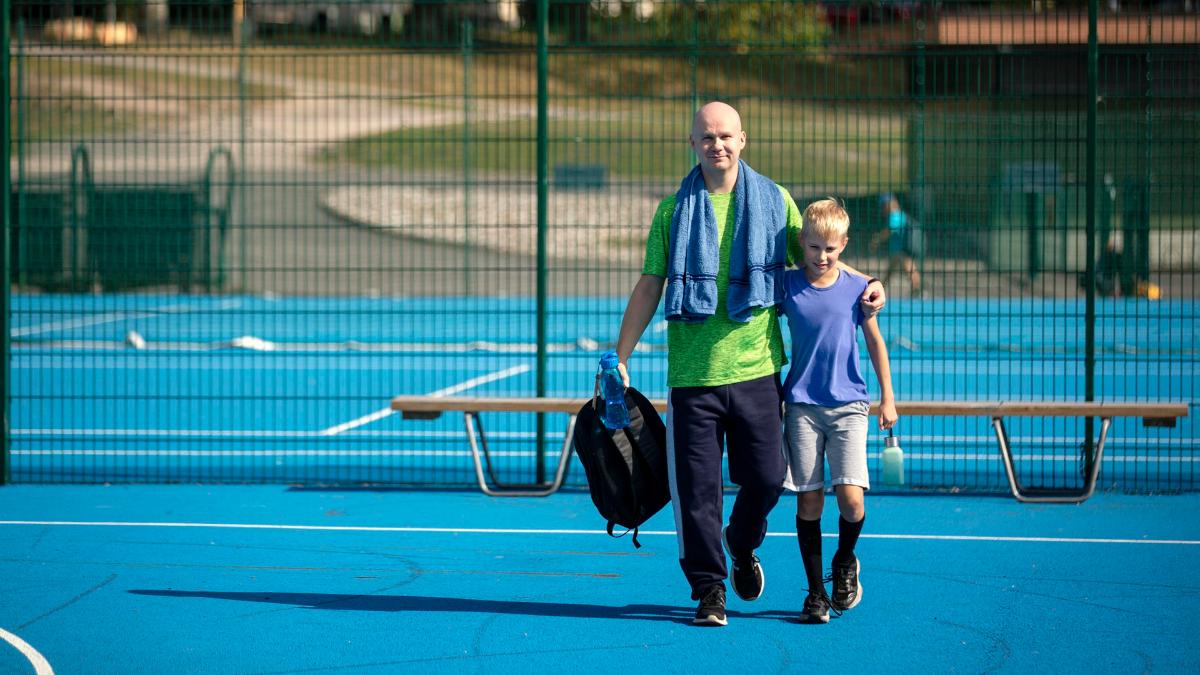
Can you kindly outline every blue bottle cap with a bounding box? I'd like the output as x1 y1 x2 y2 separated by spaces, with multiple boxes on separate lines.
599 349 619 369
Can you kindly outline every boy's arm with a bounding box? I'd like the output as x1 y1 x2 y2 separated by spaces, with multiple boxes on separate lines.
862 315 898 430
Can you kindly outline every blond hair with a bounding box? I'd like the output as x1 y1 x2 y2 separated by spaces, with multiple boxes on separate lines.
802 198 850 240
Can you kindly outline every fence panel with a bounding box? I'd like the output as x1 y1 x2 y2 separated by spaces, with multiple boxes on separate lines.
4 1 1196 492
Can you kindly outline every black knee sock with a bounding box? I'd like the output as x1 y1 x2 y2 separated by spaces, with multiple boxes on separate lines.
833 514 865 566
795 516 824 592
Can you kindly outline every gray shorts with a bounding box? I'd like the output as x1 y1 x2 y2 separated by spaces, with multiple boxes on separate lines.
782 401 871 492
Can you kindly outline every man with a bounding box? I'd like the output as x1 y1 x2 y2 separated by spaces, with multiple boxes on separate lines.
613 101 885 626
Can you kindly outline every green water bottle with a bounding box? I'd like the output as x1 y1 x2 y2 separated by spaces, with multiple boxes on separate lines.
882 429 905 486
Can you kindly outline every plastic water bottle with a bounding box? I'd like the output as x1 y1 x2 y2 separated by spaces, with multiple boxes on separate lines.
599 350 631 430
882 429 905 486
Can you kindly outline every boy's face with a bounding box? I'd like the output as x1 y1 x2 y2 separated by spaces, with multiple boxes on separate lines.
800 228 848 281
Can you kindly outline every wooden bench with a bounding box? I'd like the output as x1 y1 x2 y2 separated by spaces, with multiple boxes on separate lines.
389 396 1188 502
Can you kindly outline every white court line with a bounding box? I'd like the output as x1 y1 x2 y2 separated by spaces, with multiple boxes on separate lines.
0 627 54 675
10 428 1193 449
12 429 542 440
317 363 533 436
7 446 1190 461
425 364 532 397
11 450 539 458
317 408 394 437
0 521 1195 546
11 300 240 338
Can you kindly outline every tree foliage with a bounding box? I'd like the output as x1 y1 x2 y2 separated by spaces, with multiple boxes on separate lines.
620 1 832 50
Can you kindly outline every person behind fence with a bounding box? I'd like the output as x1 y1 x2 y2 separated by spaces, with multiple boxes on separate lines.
872 193 922 295
783 198 898 624
612 101 886 626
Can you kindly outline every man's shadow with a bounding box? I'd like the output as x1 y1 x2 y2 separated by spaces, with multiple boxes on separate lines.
129 590 795 624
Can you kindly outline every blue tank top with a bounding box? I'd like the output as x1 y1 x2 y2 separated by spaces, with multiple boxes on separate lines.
781 269 869 405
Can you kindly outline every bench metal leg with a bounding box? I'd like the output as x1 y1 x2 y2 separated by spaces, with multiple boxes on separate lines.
993 416 1112 504
463 411 575 497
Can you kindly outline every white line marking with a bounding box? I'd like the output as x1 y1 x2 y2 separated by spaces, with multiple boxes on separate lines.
318 408 394 436
9 446 1193 463
316 364 533 436
426 364 532 397
11 301 238 338
0 521 1194 545
12 429 546 440
12 428 1189 447
0 627 54 675
12 311 155 337
10 449 540 458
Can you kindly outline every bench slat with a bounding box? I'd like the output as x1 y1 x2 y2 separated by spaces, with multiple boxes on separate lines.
391 396 1187 419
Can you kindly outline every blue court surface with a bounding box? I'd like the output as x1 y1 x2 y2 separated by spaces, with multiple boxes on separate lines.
1 485 1199 674
8 294 1197 489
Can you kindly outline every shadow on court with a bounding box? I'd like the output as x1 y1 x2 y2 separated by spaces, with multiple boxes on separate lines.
128 590 801 625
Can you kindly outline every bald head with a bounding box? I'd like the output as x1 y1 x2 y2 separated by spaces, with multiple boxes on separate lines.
689 101 746 192
692 101 743 137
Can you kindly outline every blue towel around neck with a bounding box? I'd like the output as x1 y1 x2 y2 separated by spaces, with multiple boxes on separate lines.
665 160 787 324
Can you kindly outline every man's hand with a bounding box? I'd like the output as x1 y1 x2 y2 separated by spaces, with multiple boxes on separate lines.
861 280 886 318
596 361 631 392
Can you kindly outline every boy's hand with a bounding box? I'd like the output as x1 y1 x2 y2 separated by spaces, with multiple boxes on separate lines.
878 400 898 430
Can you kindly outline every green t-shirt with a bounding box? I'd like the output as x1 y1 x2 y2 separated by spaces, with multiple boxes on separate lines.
643 186 803 388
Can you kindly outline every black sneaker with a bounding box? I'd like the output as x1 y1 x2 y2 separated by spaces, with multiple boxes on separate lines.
722 526 764 601
830 557 862 611
797 590 833 624
693 585 727 626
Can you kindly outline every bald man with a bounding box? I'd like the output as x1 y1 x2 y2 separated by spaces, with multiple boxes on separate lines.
614 101 885 626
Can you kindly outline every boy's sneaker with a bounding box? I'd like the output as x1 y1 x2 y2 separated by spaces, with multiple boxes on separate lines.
693 585 727 626
797 590 833 624
830 557 862 611
722 526 764 601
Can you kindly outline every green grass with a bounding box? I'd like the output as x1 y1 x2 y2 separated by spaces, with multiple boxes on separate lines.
321 99 909 187
11 56 286 142
13 97 143 142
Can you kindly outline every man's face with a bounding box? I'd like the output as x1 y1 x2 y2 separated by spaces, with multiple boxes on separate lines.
690 106 746 174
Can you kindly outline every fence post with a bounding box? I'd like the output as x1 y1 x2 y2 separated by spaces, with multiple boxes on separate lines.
1025 191 1042 281
12 19 23 288
69 145 93 288
1083 0 1099 479
462 19 473 293
203 147 235 292
912 15 928 249
2 0 11 485
535 0 550 483
236 14 248 291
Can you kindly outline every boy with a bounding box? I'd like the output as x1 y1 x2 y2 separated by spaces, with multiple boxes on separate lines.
781 198 898 623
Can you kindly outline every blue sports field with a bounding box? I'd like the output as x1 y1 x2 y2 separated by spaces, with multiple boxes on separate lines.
8 294 1196 491
3 294 1198 672
1 485 1198 673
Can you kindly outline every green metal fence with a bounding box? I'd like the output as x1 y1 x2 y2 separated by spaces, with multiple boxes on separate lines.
3 0 1197 491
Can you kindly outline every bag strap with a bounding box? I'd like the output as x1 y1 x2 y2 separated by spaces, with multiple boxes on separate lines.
606 521 642 549
592 363 602 413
